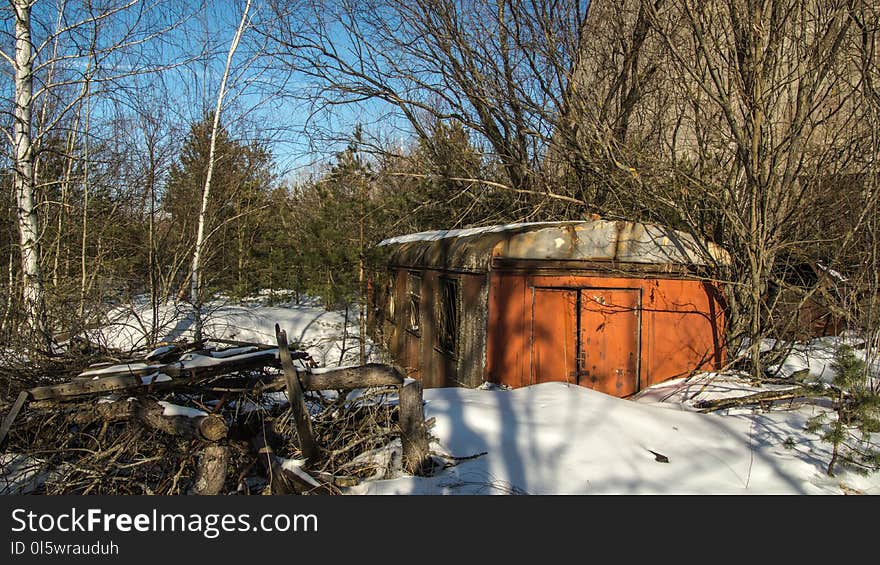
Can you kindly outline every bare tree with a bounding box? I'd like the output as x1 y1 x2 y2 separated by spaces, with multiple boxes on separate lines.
260 0 586 203
190 0 253 341
260 0 878 379
1 0 200 347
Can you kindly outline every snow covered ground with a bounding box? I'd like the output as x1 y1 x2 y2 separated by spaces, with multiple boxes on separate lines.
347 379 877 495
87 296 880 495
87 295 379 367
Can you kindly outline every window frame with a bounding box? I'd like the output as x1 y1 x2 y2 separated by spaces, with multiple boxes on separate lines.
437 276 460 357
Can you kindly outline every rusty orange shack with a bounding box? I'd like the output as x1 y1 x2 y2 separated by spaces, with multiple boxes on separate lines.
371 220 729 398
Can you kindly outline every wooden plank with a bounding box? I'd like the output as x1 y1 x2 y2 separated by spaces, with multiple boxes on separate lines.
275 323 321 461
399 380 431 475
30 375 156 400
0 391 28 449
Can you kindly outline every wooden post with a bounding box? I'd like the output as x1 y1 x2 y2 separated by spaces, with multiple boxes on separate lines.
275 323 320 461
399 380 431 475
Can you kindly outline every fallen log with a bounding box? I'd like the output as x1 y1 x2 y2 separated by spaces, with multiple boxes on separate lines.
28 349 284 401
259 363 405 394
695 387 821 413
70 398 227 442
299 363 404 391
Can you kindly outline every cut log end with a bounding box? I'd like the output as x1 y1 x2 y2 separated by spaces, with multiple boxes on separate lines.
198 414 228 442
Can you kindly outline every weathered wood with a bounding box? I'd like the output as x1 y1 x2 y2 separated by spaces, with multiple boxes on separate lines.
399 380 431 475
0 391 29 449
298 363 405 391
275 324 320 461
190 444 228 495
70 398 227 441
29 350 280 401
30 375 168 401
248 419 332 495
206 337 278 350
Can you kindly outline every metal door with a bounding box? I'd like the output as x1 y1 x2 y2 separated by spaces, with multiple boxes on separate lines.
530 287 641 396
530 288 577 384
578 288 641 396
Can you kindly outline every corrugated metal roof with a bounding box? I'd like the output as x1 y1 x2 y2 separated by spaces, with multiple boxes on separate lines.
379 220 729 272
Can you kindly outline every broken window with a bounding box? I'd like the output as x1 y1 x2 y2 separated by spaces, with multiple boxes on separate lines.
438 277 459 355
408 272 421 335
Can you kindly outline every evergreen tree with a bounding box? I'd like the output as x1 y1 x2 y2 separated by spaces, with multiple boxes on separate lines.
806 344 880 476
163 116 275 299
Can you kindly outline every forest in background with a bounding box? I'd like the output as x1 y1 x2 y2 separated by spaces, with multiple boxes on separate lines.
1 0 878 382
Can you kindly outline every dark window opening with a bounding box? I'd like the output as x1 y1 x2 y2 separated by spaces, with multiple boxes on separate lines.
408 272 421 335
438 277 459 355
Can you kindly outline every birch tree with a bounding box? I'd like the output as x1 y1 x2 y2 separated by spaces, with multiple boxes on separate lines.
1 0 197 348
8 0 49 346
190 0 252 341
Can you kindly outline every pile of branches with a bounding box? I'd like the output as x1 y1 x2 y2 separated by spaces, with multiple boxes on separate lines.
0 325 433 495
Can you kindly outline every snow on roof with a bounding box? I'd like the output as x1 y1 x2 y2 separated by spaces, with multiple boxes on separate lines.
379 219 730 268
378 222 569 246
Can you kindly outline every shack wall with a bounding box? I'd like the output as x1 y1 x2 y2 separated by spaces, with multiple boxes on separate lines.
380 267 486 388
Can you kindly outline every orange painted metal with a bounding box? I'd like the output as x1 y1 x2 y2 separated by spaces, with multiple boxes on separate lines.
486 273 724 396
578 288 640 396
380 266 725 397
530 288 577 384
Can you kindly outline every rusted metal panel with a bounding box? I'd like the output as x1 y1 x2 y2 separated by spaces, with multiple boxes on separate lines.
382 220 730 273
487 273 724 396
382 268 489 388
380 269 421 380
641 278 724 387
376 222 727 397
456 274 489 388
494 221 728 266
530 288 577 384
486 273 530 388
578 288 641 396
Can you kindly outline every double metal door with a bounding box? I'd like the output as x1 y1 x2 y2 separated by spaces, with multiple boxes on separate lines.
531 287 641 396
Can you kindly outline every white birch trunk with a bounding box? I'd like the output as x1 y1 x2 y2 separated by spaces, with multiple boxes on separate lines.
78 84 92 318
190 0 252 341
12 0 48 344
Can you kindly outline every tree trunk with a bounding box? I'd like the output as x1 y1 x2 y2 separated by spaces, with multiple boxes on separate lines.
78 81 92 319
12 0 48 347
399 380 431 475
190 0 252 341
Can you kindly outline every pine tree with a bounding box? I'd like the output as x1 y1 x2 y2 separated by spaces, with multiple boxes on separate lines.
163 117 275 301
806 344 880 476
